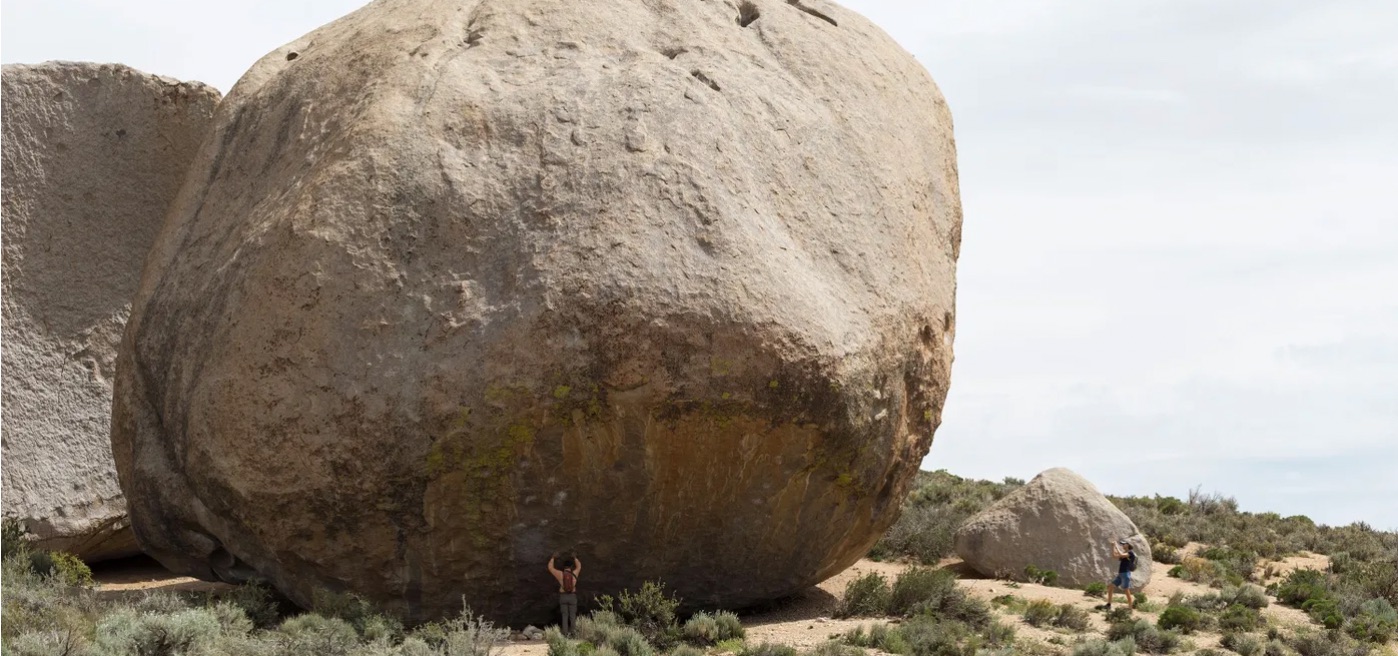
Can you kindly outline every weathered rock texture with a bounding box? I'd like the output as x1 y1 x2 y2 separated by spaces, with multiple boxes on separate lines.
113 0 961 623
1 63 220 561
955 468 1154 589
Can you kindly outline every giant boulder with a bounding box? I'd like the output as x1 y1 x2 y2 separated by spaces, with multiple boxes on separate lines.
113 0 961 623
954 468 1154 589
2 62 220 561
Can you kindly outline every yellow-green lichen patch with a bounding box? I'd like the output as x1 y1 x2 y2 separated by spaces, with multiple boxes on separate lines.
553 385 572 400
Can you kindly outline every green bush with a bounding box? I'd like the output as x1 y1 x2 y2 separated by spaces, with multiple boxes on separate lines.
547 627 579 656
1070 637 1137 656
681 612 720 644
1025 564 1060 587
713 611 744 641
1345 597 1397 643
1300 596 1343 630
1084 582 1109 598
1220 632 1263 656
836 572 890 617
47 552 94 588
889 567 957 617
806 641 865 656
598 582 681 648
1105 607 1134 624
1023 599 1059 627
740 643 798 656
1054 604 1092 631
1108 619 1182 654
1276 569 1330 606
1218 605 1263 632
1223 584 1270 610
1156 605 1203 633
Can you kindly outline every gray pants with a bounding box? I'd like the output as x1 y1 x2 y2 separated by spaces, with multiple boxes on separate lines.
559 593 578 636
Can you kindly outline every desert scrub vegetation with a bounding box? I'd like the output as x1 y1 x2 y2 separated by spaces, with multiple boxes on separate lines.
1274 567 1398 642
835 572 891 617
0 519 523 656
869 471 1023 564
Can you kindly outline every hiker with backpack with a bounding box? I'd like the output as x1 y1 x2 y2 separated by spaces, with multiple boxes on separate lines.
1106 539 1138 611
548 553 582 636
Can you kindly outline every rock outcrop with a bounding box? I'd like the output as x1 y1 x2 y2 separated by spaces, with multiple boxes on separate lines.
113 0 961 623
955 468 1154 589
1 62 220 561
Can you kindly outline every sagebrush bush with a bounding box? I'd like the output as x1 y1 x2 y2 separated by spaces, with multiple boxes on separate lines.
739 643 797 656
681 612 720 644
1218 605 1262 632
1024 564 1060 587
1054 604 1093 631
1071 637 1137 656
1224 584 1271 610
1108 619 1182 654
889 567 957 617
1156 605 1203 633
1221 632 1263 656
806 641 864 656
598 582 681 648
1345 597 1397 643
836 572 890 617
1023 599 1059 627
1084 582 1109 598
712 611 743 641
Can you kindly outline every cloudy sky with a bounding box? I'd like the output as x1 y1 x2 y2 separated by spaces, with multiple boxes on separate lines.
5 1 1395 528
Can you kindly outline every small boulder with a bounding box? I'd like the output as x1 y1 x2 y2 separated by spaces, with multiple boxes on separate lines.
1 62 219 561
953 468 1153 589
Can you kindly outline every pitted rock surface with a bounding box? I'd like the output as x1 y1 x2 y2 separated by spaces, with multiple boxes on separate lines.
1 62 219 561
113 0 961 622
955 468 1155 589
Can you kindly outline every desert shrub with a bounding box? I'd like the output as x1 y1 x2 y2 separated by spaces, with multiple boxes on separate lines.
1153 543 1182 565
1023 599 1060 627
1202 546 1261 583
1263 640 1288 656
46 552 95 588
1105 607 1134 623
991 595 1027 613
1224 584 1271 610
938 589 993 629
1084 582 1109 598
898 616 975 656
1286 629 1371 656
1345 598 1397 643
1025 564 1060 587
806 641 864 656
547 627 580 656
279 613 361 654
1219 605 1263 632
836 572 890 617
682 612 720 644
1071 637 1137 656
1221 632 1264 656
1301 597 1344 630
716 638 747 654
427 607 510 656
740 643 798 656
1277 569 1331 606
1054 604 1092 631
598 582 681 648
308 588 404 642
869 471 1018 563
1108 619 1182 654
211 582 282 628
712 611 743 641
576 614 624 647
1156 605 1203 633
1175 556 1237 587
611 627 655 656
889 567 957 617
95 607 228 656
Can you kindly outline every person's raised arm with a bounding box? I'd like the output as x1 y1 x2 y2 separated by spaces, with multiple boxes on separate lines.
573 557 582 577
548 554 562 577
